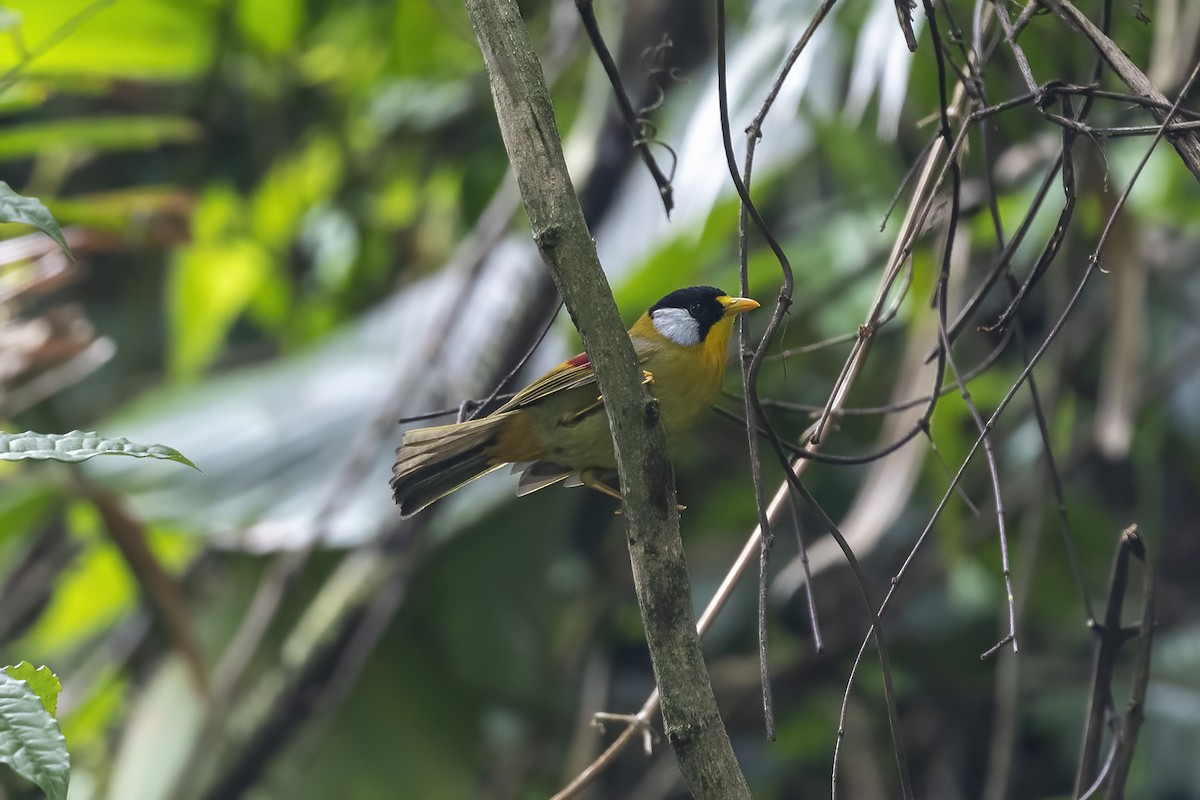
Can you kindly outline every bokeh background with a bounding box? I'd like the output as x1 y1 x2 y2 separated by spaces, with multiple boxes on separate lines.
1 0 1198 797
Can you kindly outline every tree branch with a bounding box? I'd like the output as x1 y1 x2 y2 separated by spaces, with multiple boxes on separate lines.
460 0 750 795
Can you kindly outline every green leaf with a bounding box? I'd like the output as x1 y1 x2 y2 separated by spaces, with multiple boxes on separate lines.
0 671 70 800
38 187 191 233
2 664 62 717
0 116 200 161
0 431 198 469
0 181 73 259
236 0 305 54
0 0 213 80
168 238 273 380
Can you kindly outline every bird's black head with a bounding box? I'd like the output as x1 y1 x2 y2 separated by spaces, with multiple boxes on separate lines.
649 286 729 345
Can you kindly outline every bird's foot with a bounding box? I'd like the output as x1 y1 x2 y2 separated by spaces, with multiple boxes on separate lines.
582 471 685 515
591 712 658 756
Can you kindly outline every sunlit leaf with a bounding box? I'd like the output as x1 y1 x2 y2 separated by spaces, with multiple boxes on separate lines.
168 239 274 380
0 431 198 469
394 0 477 79
236 0 305 54
0 182 73 258
0 0 213 79
0 671 70 800
0 117 200 161
2 663 62 717
298 6 389 86
251 135 343 249
45 187 192 233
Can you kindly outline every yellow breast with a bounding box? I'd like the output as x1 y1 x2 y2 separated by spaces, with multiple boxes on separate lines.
635 312 736 446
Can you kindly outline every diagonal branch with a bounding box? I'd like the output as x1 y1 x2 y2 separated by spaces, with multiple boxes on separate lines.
461 0 749 795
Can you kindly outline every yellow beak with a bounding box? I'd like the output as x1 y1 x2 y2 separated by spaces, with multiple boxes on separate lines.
721 296 761 316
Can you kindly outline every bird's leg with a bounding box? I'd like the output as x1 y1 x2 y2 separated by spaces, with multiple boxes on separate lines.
560 371 655 427
581 471 624 502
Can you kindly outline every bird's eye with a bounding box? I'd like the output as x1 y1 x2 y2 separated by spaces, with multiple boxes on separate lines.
688 302 704 318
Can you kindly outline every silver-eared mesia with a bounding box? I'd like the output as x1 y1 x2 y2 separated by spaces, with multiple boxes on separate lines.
391 286 759 517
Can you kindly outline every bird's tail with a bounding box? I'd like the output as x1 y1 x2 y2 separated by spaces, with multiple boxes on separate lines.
390 412 516 518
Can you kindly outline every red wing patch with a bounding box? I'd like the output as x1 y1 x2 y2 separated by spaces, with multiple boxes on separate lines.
563 352 591 369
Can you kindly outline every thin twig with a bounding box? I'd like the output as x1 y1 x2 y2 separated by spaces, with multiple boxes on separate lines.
718 0 840 743
989 0 1038 97
574 0 675 215
921 0 1019 656
940 315 1019 657
837 51 1197 800
557 1 1190 796
466 301 563 421
986 94 1081 334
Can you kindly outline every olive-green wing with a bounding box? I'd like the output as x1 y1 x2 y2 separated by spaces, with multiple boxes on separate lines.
496 353 597 412
496 349 654 414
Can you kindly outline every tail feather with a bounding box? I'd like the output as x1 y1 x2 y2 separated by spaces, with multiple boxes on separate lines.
391 413 514 518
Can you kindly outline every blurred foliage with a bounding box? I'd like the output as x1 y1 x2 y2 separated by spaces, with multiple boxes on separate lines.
0 0 1198 798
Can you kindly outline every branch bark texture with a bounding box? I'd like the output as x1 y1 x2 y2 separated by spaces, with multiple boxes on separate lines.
460 0 750 795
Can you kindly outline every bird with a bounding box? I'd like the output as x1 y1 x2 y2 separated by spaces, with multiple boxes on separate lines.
391 286 760 518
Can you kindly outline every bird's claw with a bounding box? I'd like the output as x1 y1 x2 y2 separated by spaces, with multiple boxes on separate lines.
611 501 687 516
591 712 658 756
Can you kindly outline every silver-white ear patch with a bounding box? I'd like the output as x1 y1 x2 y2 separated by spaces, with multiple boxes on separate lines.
651 307 701 346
